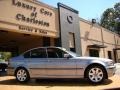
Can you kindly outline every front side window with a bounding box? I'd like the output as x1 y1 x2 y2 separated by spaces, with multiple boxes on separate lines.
47 48 68 58
55 48 68 58
47 48 58 58
24 48 47 58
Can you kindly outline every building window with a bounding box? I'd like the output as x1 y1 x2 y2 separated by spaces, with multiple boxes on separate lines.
108 51 112 59
89 49 99 57
69 32 76 52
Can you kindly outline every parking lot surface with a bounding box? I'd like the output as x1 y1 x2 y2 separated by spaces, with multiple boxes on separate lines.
0 74 120 90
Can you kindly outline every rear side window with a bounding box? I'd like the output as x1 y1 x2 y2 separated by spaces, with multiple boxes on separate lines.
31 48 46 58
24 48 47 58
24 51 30 58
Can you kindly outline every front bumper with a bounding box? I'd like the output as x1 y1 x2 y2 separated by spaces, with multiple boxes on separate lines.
106 65 116 77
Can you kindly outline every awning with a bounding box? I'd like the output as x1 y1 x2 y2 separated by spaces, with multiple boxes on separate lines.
88 44 107 48
114 48 120 50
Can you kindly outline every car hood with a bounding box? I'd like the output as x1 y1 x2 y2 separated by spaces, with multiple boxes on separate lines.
75 56 112 62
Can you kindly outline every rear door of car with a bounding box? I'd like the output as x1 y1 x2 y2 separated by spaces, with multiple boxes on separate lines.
46 48 76 77
24 48 48 77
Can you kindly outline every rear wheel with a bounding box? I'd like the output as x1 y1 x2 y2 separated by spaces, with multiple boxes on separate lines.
15 68 30 82
86 65 106 83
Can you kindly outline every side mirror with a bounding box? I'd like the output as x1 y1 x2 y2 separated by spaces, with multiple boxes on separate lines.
64 54 71 58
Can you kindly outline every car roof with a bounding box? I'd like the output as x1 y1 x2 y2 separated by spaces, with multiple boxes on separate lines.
22 46 64 55
29 46 62 50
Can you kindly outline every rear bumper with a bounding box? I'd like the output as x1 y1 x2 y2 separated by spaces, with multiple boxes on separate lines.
106 65 116 77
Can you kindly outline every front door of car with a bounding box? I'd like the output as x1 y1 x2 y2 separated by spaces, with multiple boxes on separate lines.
24 48 48 77
46 48 76 77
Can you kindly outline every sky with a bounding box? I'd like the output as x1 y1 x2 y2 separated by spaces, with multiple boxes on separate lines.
39 0 119 21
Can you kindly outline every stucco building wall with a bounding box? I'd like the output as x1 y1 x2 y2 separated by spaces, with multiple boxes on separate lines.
80 18 120 61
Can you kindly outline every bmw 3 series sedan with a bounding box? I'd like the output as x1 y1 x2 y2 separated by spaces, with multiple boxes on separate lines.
7 47 116 83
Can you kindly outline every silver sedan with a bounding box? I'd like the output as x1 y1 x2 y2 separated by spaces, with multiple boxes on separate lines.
7 47 115 84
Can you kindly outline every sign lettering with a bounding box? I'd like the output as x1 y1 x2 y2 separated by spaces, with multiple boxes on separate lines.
19 26 47 35
16 14 49 27
12 0 36 11
12 0 53 28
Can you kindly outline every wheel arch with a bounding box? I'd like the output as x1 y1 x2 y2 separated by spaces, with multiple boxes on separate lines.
84 63 108 79
14 66 29 76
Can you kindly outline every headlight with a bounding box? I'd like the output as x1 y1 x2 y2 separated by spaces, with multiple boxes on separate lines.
107 61 114 66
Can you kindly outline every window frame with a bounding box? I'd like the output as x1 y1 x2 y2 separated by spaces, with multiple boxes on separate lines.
89 48 100 57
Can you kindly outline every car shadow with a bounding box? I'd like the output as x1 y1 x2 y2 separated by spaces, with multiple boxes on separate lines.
0 76 113 87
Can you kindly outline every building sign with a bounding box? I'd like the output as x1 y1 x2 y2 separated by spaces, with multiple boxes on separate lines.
0 0 58 37
13 0 51 27
18 25 47 35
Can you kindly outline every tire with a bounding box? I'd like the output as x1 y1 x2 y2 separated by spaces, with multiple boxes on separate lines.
15 68 30 82
86 65 106 84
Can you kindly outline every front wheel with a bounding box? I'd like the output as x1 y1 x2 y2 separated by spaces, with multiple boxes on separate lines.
15 68 30 82
86 65 106 83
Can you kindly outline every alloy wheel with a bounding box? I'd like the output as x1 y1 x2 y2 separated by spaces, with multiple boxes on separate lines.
88 67 104 83
16 69 28 82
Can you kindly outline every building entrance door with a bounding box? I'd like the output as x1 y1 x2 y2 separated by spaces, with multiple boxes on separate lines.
0 30 44 58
